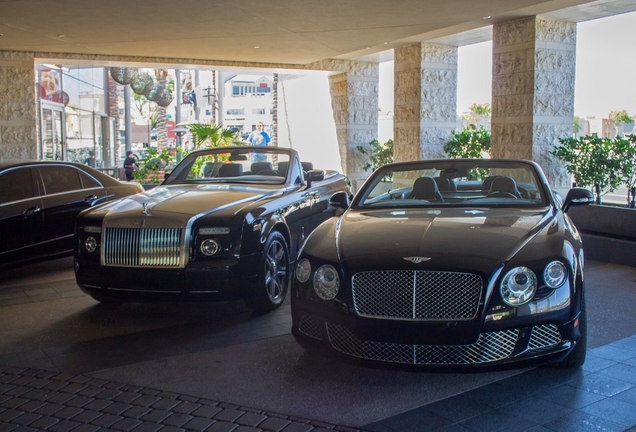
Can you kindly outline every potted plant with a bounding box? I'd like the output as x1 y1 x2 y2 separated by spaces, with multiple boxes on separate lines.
444 126 491 159
188 122 240 149
551 134 636 267
356 139 394 173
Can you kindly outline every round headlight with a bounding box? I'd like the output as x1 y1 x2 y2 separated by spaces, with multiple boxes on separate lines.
544 261 567 288
313 264 340 300
200 239 220 256
296 259 311 283
500 266 537 306
84 236 97 253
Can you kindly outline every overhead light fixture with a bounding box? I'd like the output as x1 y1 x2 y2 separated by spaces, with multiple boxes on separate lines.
253 46 260 49
483 16 491 19
57 34 65 38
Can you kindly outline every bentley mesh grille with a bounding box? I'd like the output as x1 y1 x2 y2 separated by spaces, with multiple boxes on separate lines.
528 324 562 350
326 323 519 365
298 315 323 340
352 270 482 320
102 227 182 267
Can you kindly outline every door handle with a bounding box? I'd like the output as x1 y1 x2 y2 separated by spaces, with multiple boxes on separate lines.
84 194 98 202
23 206 41 216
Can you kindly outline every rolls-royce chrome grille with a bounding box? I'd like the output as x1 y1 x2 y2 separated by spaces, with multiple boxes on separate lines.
327 323 518 365
352 271 482 321
102 227 183 267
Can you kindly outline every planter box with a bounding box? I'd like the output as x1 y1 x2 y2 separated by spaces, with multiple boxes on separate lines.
567 204 636 267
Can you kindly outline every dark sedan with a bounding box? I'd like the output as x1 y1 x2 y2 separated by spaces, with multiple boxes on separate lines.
0 160 143 269
291 158 594 370
74 146 351 312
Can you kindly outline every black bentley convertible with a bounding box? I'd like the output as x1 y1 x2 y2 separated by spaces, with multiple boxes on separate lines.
291 158 594 370
74 146 351 311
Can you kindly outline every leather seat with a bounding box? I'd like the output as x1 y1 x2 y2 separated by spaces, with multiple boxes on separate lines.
487 176 520 198
250 162 273 173
218 163 243 177
407 177 444 201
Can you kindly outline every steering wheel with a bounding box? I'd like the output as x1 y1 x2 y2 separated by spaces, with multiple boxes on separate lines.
257 170 280 176
517 186 530 199
487 191 518 199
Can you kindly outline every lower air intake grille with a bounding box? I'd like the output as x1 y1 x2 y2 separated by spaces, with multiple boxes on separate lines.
326 323 519 365
528 324 562 350
103 227 182 267
298 315 323 340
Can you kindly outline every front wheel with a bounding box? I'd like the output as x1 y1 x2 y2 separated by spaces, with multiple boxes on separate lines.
246 231 290 313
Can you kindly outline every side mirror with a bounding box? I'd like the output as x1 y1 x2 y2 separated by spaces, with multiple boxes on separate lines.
562 187 594 212
329 191 350 210
305 169 325 187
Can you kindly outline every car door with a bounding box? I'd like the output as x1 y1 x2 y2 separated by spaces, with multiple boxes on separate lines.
277 157 316 254
0 166 45 266
36 165 106 255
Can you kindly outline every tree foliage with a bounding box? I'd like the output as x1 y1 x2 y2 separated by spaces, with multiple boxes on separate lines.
356 139 394 172
608 109 633 125
551 134 636 204
444 127 491 159
469 103 491 117
188 122 239 150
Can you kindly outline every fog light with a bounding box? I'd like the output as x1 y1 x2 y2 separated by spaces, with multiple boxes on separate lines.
85 236 97 253
200 239 220 256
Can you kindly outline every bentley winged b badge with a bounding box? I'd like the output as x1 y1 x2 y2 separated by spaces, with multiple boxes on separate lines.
403 256 431 263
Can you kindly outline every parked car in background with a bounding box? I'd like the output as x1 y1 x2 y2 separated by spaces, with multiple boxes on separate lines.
0 160 143 269
74 146 351 312
292 158 594 370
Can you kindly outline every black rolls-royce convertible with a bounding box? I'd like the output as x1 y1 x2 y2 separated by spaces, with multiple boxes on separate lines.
74 146 351 311
291 159 595 370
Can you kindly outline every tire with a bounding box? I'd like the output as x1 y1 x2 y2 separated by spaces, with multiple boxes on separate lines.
554 288 587 368
246 231 290 313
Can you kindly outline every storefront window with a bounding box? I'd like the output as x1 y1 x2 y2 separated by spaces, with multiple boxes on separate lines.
37 64 111 168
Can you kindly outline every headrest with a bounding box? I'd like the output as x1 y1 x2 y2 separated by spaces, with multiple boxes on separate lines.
250 162 273 173
218 163 243 177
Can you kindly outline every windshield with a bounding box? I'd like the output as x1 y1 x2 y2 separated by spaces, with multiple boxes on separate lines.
355 160 548 209
168 147 292 185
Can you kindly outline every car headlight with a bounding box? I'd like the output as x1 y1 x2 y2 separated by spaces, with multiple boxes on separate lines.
296 259 311 283
313 264 340 300
200 239 221 256
544 261 567 288
500 266 537 306
84 236 98 253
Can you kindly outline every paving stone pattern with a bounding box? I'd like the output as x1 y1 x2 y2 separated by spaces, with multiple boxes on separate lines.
0 367 363 432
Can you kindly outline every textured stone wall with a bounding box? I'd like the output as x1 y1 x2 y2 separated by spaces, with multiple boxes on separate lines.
327 61 379 190
0 51 37 160
492 16 576 188
394 43 457 163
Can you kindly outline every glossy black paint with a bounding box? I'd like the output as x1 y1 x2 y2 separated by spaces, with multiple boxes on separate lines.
74 146 351 309
291 159 591 370
0 160 143 269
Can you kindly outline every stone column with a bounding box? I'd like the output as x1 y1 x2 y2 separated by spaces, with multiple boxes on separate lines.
0 51 37 160
491 16 576 188
393 43 458 163
327 61 379 190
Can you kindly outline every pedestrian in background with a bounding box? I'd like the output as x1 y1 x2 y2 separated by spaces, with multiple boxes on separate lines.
123 151 137 181
247 122 270 162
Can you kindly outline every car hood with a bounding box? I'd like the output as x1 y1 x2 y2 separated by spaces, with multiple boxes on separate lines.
337 207 555 272
87 184 279 222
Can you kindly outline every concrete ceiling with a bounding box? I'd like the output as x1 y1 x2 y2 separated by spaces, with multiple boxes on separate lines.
1 0 635 68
